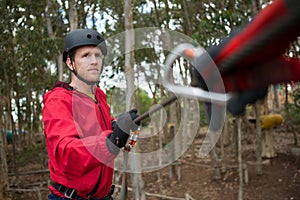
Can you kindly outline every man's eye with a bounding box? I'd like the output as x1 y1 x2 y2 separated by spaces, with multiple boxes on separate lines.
83 53 89 57
95 53 102 58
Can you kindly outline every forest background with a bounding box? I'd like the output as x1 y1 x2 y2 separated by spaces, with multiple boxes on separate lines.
1 0 300 199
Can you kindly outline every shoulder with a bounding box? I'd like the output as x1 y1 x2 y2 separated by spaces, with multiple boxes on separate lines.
43 81 73 103
42 86 74 116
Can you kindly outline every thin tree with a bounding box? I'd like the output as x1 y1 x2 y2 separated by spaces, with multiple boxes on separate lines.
45 0 64 81
121 0 145 199
0 93 8 200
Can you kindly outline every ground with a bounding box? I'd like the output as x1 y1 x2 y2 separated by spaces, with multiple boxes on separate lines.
138 125 300 200
5 124 300 200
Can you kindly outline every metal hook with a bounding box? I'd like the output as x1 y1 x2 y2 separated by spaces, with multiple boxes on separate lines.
162 43 232 105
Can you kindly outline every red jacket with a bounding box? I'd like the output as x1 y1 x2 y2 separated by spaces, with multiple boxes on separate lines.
42 81 116 199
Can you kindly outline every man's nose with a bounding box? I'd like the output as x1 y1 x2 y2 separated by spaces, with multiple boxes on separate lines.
90 54 98 63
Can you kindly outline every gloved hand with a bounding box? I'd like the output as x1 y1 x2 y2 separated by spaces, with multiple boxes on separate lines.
108 109 140 149
227 87 268 115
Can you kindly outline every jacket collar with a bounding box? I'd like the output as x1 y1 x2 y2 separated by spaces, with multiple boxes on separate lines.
53 81 74 91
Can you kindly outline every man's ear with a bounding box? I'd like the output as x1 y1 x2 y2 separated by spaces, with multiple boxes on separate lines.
66 57 75 71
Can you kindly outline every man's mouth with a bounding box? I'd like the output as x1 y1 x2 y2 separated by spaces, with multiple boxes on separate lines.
88 68 99 72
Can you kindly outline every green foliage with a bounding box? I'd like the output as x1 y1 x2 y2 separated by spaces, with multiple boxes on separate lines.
0 0 62 134
106 87 126 117
199 102 209 127
0 0 276 146
106 87 153 121
287 88 300 124
136 88 153 117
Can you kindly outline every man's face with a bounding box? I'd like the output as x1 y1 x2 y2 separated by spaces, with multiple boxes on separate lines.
67 46 103 83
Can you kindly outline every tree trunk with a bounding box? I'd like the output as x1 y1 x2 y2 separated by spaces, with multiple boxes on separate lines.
3 64 18 179
26 73 33 147
14 74 24 147
45 0 64 81
261 129 277 158
0 95 8 200
181 0 192 36
252 0 261 13
56 51 64 81
254 102 263 175
237 117 243 200
122 1 145 199
68 0 78 31
272 84 279 110
124 1 135 110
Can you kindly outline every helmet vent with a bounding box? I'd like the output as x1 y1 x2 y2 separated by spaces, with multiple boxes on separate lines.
87 34 92 39
96 36 101 40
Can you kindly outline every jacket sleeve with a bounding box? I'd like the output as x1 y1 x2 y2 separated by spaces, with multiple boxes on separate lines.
43 92 117 177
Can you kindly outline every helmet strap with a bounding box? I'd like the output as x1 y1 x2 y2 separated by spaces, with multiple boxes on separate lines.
70 67 97 86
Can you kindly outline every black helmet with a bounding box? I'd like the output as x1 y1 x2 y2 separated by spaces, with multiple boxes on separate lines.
63 29 107 62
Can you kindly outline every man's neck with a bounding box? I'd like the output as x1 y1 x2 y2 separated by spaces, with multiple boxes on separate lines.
70 79 96 94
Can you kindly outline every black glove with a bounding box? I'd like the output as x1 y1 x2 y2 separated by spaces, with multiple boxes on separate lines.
192 63 269 116
108 109 140 149
227 87 268 115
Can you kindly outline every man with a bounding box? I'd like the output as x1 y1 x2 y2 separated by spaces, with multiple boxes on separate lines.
42 29 139 200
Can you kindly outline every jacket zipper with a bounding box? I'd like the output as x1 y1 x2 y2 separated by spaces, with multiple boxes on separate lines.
88 96 109 197
95 98 109 130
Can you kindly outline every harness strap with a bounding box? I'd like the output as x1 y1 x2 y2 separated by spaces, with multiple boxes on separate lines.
52 182 114 200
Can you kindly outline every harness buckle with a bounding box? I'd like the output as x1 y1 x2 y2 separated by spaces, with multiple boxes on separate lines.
64 188 76 199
